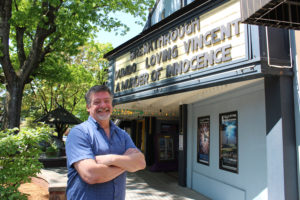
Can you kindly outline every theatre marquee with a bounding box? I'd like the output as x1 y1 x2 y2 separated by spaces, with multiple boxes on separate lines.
113 1 247 95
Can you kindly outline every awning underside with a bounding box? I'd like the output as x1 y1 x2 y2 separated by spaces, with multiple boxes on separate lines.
241 0 300 30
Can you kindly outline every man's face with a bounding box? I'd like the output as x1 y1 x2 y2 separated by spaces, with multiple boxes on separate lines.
87 91 113 122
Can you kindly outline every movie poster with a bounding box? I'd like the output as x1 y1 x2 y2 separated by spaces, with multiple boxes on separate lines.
219 111 238 173
197 116 210 165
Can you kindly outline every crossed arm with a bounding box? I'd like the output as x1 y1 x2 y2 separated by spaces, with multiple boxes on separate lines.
74 148 146 184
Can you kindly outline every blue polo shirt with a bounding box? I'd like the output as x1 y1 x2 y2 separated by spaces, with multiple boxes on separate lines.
66 116 137 200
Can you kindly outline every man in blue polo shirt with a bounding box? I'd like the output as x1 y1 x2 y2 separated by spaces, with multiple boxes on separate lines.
66 85 146 200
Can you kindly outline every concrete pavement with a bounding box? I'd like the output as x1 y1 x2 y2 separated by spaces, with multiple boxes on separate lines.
38 167 210 200
126 170 210 200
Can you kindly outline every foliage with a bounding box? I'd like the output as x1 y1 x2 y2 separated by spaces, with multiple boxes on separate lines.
20 42 113 141
0 125 54 199
22 42 113 121
0 0 155 128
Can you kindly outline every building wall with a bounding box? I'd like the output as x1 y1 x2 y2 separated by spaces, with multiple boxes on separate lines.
187 79 267 200
293 30 300 199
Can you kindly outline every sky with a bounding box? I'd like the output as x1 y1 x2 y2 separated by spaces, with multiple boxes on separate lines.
95 12 146 48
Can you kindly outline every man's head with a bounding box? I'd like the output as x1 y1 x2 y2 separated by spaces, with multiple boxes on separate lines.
85 85 113 122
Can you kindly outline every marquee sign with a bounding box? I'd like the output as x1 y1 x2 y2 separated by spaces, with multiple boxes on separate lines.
114 0 246 93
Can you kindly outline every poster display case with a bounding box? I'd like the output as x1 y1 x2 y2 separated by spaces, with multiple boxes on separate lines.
219 111 238 173
159 136 174 161
150 120 178 172
197 116 210 165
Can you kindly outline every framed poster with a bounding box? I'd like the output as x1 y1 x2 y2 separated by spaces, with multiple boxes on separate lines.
197 116 210 165
219 111 238 173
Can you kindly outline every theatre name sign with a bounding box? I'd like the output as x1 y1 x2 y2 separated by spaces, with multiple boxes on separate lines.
114 1 245 93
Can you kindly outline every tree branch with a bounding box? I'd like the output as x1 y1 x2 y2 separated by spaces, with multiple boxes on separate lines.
71 97 77 113
40 35 60 62
16 27 26 66
55 84 61 108
19 1 62 85
0 0 17 89
13 0 18 11
29 82 38 100
69 88 79 98
50 85 54 111
38 86 49 113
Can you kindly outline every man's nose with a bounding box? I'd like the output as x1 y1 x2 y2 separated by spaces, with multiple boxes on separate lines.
98 101 107 107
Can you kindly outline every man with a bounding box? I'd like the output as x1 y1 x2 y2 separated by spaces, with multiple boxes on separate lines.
66 85 146 200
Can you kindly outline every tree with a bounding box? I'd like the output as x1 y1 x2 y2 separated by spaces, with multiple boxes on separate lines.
0 0 154 129
22 41 113 140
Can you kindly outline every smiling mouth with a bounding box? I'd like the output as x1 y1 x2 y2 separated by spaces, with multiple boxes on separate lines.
97 108 110 113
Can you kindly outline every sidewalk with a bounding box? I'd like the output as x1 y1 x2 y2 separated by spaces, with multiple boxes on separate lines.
126 170 210 200
39 168 210 200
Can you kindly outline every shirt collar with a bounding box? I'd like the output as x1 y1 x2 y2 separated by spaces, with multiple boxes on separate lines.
88 116 117 134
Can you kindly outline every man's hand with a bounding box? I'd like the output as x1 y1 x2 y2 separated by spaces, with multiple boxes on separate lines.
121 148 146 172
94 148 146 172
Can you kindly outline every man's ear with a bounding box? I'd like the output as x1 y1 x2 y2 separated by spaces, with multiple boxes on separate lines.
86 104 90 112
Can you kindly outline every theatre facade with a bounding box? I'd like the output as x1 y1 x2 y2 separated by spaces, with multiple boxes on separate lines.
104 0 298 199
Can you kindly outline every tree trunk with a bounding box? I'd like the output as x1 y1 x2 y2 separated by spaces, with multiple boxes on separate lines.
4 81 25 129
55 123 68 141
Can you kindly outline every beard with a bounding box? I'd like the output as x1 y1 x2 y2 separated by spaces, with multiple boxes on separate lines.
94 108 111 121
